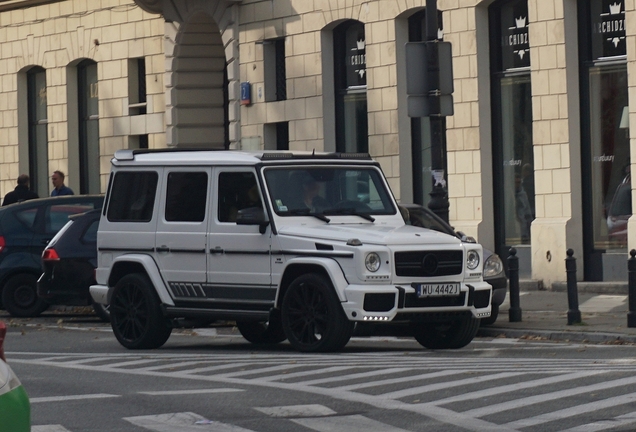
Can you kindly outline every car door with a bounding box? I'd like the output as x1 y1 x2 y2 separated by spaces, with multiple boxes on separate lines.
155 169 210 296
207 167 274 310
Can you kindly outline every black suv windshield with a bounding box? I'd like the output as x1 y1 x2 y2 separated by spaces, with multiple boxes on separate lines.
264 166 396 217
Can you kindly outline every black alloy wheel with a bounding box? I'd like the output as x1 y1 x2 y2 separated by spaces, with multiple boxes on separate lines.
236 317 287 345
411 315 480 349
281 274 354 353
2 274 49 317
110 273 171 349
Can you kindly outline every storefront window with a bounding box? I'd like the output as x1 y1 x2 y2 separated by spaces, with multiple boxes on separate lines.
588 65 629 250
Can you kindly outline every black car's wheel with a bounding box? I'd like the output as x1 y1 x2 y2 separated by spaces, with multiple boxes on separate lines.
411 316 480 349
2 274 49 317
480 303 499 326
236 317 286 345
110 273 171 349
92 302 111 323
281 274 354 353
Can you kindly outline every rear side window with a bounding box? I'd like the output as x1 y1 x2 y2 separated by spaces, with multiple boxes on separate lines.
47 204 98 234
15 208 37 229
165 172 208 222
81 220 99 243
107 171 158 222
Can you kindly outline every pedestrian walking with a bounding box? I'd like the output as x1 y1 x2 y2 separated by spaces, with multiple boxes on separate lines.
2 174 39 206
50 170 74 196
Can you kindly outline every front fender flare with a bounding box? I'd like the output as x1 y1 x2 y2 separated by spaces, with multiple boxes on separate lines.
281 257 349 302
109 254 174 306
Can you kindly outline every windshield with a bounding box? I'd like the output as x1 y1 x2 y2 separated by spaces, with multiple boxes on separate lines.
264 166 397 217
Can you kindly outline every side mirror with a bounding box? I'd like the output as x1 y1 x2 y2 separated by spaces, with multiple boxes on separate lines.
236 207 269 234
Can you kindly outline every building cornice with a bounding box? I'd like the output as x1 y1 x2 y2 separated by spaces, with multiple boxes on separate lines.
0 0 61 13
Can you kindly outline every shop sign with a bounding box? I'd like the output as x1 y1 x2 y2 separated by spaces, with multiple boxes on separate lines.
343 22 366 88
500 0 530 70
591 0 626 59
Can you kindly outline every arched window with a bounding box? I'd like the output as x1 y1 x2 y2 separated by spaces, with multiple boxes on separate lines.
333 20 368 153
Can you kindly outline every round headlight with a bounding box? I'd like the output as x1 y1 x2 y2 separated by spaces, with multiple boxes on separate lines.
365 252 381 272
466 250 480 270
484 253 504 278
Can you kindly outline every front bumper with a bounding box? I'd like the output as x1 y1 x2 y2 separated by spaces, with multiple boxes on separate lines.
341 281 492 322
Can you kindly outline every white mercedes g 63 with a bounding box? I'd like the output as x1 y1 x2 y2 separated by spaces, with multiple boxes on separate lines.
91 149 491 352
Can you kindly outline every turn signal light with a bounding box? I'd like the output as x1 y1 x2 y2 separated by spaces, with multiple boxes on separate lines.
42 248 60 261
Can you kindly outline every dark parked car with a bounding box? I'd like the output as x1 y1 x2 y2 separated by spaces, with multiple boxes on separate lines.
38 209 108 321
401 204 507 325
0 195 103 317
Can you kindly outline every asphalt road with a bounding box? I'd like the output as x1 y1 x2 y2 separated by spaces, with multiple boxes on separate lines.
3 310 636 432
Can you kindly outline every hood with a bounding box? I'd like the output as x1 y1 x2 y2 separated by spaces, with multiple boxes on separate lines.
277 223 462 246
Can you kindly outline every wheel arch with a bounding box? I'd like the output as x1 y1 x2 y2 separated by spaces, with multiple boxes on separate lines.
107 254 174 306
277 258 348 308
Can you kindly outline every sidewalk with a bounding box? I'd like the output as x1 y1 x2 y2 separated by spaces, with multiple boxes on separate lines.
477 287 636 344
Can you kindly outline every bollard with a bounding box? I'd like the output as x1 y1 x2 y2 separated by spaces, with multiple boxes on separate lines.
508 247 522 322
566 249 581 325
628 249 636 328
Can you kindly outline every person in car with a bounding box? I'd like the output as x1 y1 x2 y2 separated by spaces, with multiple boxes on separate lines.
301 175 330 212
2 174 38 206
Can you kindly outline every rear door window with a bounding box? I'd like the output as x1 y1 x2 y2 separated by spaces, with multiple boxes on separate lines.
46 203 99 234
164 171 208 222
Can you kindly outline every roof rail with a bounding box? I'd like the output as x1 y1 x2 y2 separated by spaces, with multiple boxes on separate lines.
114 147 228 161
259 152 372 161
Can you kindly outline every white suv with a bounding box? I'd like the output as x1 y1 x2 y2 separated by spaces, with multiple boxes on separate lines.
91 150 491 352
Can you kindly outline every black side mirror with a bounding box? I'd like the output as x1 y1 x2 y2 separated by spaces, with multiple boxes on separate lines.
236 207 269 234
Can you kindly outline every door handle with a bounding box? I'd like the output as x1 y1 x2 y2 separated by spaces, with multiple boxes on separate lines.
156 246 169 252
210 247 224 254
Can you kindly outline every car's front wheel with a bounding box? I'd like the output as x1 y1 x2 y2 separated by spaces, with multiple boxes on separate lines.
411 315 480 349
110 273 171 349
281 274 354 352
2 274 49 317
236 315 286 345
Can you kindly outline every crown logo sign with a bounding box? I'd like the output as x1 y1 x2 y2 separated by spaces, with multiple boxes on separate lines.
515 16 526 28
356 39 365 50
609 2 622 15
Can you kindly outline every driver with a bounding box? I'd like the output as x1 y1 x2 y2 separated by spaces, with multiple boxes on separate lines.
302 175 330 212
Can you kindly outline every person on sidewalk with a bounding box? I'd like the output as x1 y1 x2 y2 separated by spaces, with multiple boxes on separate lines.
50 170 74 196
2 174 39 206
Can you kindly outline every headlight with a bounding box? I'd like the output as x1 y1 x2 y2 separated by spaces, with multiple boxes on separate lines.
365 252 381 272
466 250 480 270
484 253 504 278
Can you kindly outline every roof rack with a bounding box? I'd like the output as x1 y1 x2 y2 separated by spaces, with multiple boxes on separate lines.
259 152 372 161
114 147 227 161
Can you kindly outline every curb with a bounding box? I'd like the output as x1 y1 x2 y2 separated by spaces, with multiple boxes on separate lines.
477 327 636 344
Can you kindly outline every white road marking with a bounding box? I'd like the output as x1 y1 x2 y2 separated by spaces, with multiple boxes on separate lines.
292 414 412 432
254 404 337 417
30 393 120 403
335 369 466 391
139 388 244 396
463 375 636 417
504 392 636 428
560 410 636 432
295 367 412 386
31 426 72 432
259 365 356 382
123 412 255 431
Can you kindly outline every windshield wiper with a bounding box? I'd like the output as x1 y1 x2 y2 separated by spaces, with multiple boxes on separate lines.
325 208 375 222
287 208 331 222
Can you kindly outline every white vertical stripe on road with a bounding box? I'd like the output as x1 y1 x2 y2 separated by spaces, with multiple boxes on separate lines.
295 367 412 386
259 366 356 382
31 426 72 432
462 375 636 417
334 369 461 391
139 388 244 396
559 410 636 432
292 414 413 432
255 404 337 417
504 392 636 429
123 412 255 432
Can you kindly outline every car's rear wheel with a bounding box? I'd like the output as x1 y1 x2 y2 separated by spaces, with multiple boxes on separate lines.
92 302 111 323
480 303 499 326
411 316 480 349
281 274 354 352
2 274 49 317
110 273 171 349
236 315 286 344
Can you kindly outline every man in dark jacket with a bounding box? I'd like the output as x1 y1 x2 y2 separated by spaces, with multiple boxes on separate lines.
2 174 39 206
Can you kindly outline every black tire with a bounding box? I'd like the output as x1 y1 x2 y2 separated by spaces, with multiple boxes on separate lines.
236 317 286 345
2 274 49 317
412 316 480 349
281 274 354 353
109 273 172 349
92 302 111 323
480 303 499 326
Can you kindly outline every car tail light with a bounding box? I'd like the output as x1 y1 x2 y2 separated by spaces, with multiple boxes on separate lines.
42 248 60 261
0 236 5 253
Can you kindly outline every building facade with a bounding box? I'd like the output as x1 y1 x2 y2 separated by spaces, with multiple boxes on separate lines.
0 0 633 287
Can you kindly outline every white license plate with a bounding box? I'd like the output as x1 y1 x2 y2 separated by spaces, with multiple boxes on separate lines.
416 283 460 297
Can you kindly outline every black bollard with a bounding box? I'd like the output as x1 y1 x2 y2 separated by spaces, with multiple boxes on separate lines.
566 249 581 325
628 249 636 328
508 247 522 322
